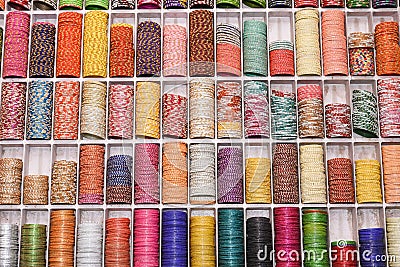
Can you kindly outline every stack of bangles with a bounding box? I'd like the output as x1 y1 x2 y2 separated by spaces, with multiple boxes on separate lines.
348 32 375 76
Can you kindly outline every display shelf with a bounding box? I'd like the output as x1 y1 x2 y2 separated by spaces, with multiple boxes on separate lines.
0 2 400 267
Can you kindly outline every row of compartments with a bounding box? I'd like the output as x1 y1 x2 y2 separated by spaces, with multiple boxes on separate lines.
3 0 400 11
0 207 396 261
0 10 396 79
0 141 391 204
0 78 385 140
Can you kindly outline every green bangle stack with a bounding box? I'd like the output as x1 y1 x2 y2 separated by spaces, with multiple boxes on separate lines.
352 89 379 138
85 0 109 9
243 0 265 7
243 20 267 77
59 0 83 9
303 209 329 267
20 224 47 267
346 0 370 8
216 0 239 8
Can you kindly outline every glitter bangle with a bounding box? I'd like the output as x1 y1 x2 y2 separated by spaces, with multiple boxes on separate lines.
29 22 56 78
54 81 80 140
297 84 324 138
83 11 108 78
56 12 83 78
0 82 27 140
108 84 134 139
244 81 269 138
50 160 77 204
246 157 272 203
189 78 215 139
135 82 161 139
138 0 161 7
162 92 188 139
243 20 267 77
190 215 216 267
164 0 186 8
163 24 187 77
49 210 75 267
216 24 241 76
0 158 23 205
79 145 105 204
135 143 160 204
375 22 400 76
325 103 352 138
162 210 188 266
23 175 49 205
189 10 214 77
382 145 400 203
20 224 47 267
162 142 188 204
110 23 134 77
105 218 131 266
76 223 103 267
352 89 379 138
355 159 382 203
378 78 400 137
217 81 242 139
328 158 355 203
111 0 134 8
189 143 215 204
346 0 369 7
134 209 160 266
136 21 161 77
273 144 299 204
26 80 53 140
217 146 243 204
295 9 321 76
80 81 107 140
3 11 30 78
59 0 83 8
321 10 348 76
106 154 133 204
271 89 297 140
0 224 19 267
85 0 109 8
218 209 244 266
269 40 295 76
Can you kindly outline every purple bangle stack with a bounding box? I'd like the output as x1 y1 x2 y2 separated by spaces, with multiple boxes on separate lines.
217 146 243 204
136 21 161 77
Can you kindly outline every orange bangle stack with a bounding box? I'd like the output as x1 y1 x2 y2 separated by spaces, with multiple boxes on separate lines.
49 210 75 267
110 23 134 77
53 81 80 140
382 145 400 203
56 12 83 78
162 142 188 204
375 21 400 76
79 145 105 204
